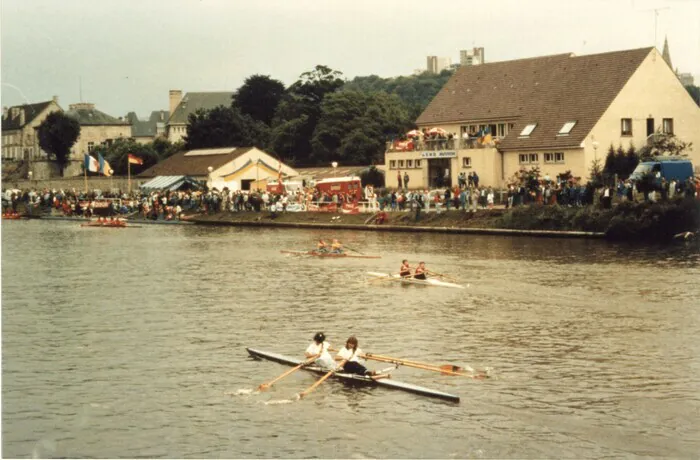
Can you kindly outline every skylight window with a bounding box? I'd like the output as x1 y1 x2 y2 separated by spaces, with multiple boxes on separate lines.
558 121 576 135
519 123 537 137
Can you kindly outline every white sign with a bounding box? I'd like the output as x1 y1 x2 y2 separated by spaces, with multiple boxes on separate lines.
421 151 456 159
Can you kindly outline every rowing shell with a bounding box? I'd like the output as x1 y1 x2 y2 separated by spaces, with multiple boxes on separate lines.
281 250 381 259
247 348 460 403
367 272 465 289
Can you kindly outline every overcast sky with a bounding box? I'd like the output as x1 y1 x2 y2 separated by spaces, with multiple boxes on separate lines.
2 0 699 119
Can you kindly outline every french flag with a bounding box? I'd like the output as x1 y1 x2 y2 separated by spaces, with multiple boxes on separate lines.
84 154 99 173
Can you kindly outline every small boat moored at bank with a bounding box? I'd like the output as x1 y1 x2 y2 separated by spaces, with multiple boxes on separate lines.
247 348 460 403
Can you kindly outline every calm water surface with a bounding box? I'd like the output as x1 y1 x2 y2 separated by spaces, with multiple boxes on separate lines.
2 220 700 458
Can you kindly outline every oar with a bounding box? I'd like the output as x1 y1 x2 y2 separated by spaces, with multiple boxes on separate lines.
344 245 364 255
426 270 458 282
297 359 347 399
362 353 487 379
258 355 317 391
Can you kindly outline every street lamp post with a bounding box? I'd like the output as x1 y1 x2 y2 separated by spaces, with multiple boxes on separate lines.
28 171 33 188
207 166 214 190
592 141 599 162
332 161 338 177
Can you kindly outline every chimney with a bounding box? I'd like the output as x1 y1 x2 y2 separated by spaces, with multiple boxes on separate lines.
2 107 8 119
169 90 183 116
10 107 19 119
52 95 59 104
19 108 25 126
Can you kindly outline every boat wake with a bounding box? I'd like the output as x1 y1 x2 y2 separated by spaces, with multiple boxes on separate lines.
225 388 256 396
261 398 294 405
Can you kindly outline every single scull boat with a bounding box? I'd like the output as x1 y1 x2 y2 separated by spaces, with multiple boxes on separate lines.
247 348 460 402
281 250 381 259
366 272 465 289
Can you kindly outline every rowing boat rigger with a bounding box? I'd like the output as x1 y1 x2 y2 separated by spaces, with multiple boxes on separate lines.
366 272 465 289
247 348 460 403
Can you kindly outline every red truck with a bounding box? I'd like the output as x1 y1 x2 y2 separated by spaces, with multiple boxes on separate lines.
314 176 363 202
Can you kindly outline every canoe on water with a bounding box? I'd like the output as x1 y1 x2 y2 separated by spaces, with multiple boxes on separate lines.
366 272 465 289
247 348 460 402
281 250 381 259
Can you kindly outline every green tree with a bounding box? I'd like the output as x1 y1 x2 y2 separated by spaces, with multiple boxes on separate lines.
359 165 385 188
638 130 693 161
37 112 81 176
93 138 159 175
185 106 269 150
233 74 286 126
588 158 604 189
623 143 639 179
150 138 185 160
270 65 344 165
311 90 411 165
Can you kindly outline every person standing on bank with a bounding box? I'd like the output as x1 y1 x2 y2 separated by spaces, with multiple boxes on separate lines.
397 171 403 189
305 332 336 370
403 172 410 191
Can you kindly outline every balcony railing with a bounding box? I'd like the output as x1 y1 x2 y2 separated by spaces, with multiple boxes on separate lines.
386 137 501 153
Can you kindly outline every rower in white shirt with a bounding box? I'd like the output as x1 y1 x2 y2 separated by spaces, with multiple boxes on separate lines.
336 336 387 379
305 332 336 370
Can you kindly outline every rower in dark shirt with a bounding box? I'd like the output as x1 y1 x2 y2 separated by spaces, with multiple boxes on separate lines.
399 259 411 278
413 261 427 280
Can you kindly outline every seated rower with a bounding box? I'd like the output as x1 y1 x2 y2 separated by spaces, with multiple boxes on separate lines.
305 332 336 370
399 259 412 278
413 261 427 280
330 238 343 254
316 239 329 253
336 336 388 380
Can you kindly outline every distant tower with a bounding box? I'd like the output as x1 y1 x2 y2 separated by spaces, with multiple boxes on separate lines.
661 36 673 68
459 47 485 66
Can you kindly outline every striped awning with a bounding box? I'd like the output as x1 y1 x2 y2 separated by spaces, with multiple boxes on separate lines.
139 175 202 191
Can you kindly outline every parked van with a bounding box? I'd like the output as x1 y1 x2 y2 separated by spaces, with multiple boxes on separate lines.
630 158 694 182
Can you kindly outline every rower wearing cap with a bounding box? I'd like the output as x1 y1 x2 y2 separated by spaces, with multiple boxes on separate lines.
399 260 411 278
330 239 343 254
413 261 427 280
305 332 336 370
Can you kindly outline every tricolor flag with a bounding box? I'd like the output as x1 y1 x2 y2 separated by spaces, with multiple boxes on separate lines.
84 153 99 172
98 153 113 177
127 153 143 165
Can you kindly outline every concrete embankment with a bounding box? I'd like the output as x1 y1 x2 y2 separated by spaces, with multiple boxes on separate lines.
190 211 606 239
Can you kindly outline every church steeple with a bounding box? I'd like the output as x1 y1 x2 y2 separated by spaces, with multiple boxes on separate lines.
661 36 673 68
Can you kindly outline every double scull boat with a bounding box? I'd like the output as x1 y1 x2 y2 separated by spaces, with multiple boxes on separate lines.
281 250 381 259
247 348 460 402
366 272 465 289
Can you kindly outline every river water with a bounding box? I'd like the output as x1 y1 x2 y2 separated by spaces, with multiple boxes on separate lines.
2 220 699 458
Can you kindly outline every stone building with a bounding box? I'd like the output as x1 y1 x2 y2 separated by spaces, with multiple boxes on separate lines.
1 97 62 161
166 90 234 144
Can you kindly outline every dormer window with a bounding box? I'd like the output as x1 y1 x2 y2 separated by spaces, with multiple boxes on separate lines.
558 121 576 135
519 123 537 137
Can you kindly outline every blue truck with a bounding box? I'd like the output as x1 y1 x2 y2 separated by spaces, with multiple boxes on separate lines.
630 158 694 182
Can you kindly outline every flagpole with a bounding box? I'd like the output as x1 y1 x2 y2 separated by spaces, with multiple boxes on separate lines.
128 161 131 194
84 161 88 194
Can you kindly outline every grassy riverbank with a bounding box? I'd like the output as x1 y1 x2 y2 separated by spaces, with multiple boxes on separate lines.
191 198 700 241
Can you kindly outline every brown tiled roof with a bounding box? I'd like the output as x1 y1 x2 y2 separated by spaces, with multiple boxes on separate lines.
416 47 653 151
138 147 253 177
